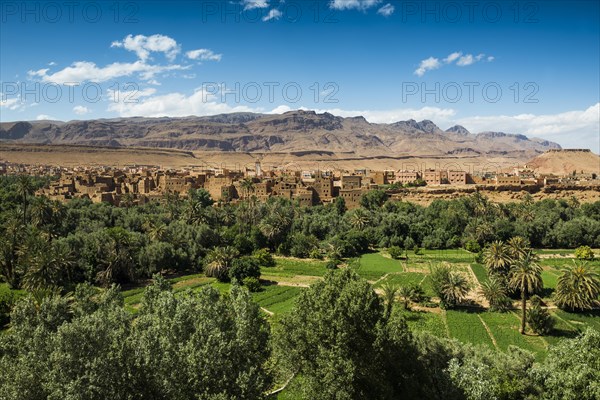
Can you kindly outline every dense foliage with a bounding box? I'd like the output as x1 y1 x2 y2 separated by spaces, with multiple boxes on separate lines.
1 176 598 294
0 278 271 400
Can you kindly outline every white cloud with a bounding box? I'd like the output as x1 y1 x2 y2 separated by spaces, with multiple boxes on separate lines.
414 57 441 77
107 87 255 117
415 52 493 76
443 52 462 64
186 49 222 62
73 105 91 115
242 0 269 10
262 8 282 21
377 3 394 16
36 114 57 121
111 34 180 61
329 0 382 11
48 61 56 66
0 95 22 110
456 54 475 66
28 61 187 85
456 103 600 149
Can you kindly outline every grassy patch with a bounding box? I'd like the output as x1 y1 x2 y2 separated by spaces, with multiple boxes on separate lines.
445 309 494 348
252 285 302 317
479 311 547 357
553 309 600 332
470 263 489 285
374 272 435 298
401 310 447 338
356 252 404 280
263 258 328 278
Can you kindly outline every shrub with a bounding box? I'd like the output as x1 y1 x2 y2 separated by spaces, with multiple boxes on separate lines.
388 246 404 259
575 245 595 260
413 246 423 256
309 248 323 259
252 248 275 267
325 260 339 270
242 277 262 292
229 257 261 283
464 239 481 253
527 295 554 335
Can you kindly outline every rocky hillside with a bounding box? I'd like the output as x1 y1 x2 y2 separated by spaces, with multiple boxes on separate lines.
0 110 561 159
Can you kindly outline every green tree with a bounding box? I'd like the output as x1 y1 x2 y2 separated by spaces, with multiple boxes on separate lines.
509 251 542 334
483 241 512 276
531 329 600 400
574 245 595 260
480 278 511 312
430 264 471 308
555 261 600 311
16 174 35 225
275 269 419 399
204 246 239 282
526 295 554 335
381 282 399 316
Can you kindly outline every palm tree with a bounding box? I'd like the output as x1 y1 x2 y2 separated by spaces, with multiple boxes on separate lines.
509 251 542 334
483 241 512 275
143 219 167 242
16 174 35 225
442 271 471 308
480 278 510 312
204 246 239 282
381 283 399 317
507 236 530 262
349 208 371 230
240 178 255 200
555 261 600 311
23 241 75 291
396 285 413 310
29 196 54 229
0 217 23 288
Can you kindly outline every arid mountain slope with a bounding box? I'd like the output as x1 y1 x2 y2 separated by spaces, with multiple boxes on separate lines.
527 150 600 175
1 110 561 161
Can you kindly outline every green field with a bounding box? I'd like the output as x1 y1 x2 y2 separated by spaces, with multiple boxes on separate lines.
356 252 404 280
445 309 495 348
402 310 447 338
261 258 328 278
252 285 303 317
470 263 489 285
479 311 547 356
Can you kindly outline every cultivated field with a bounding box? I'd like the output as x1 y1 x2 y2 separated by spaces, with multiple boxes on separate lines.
115 248 600 361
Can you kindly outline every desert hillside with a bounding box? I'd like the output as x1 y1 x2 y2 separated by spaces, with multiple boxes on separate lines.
0 110 560 162
527 150 600 175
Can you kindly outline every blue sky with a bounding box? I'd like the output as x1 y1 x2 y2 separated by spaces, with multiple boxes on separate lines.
1 0 599 150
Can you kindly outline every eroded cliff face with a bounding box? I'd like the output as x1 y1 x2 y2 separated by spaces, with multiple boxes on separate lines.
0 110 561 159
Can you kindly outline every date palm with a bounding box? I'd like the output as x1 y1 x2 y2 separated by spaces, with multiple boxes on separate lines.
507 236 530 262
0 217 23 288
555 261 600 311
16 174 35 225
483 241 512 275
442 271 471 308
23 241 75 291
349 208 371 230
240 178 255 200
381 283 399 317
509 251 542 334
480 278 510 312
204 246 239 282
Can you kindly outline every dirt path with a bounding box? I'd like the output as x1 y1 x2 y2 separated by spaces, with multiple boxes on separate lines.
478 314 499 350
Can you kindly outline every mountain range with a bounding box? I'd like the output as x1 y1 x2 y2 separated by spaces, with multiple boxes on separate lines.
0 110 561 159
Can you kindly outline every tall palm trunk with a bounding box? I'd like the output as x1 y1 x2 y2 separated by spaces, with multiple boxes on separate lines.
520 289 527 334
